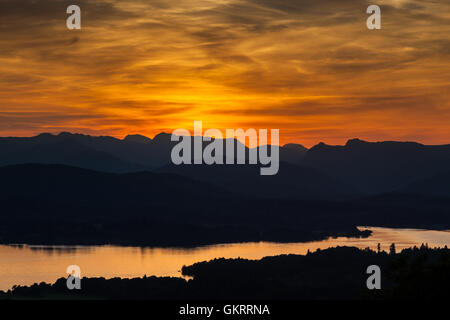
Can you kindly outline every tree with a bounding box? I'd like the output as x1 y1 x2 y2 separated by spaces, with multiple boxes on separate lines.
389 243 396 255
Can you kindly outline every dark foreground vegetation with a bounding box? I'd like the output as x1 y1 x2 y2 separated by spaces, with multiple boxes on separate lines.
1 246 448 300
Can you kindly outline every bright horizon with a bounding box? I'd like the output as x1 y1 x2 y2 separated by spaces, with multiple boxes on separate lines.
1 0 449 147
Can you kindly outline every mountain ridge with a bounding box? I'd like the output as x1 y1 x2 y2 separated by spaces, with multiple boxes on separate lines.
2 132 450 196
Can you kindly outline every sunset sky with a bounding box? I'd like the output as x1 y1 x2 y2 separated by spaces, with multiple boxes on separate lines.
0 0 449 147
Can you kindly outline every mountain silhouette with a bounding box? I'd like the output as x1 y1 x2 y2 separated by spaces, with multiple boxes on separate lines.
302 138 450 194
0 132 308 172
123 134 153 144
0 163 225 203
280 143 308 163
157 161 355 200
0 134 148 172
400 171 450 196
0 163 368 245
2 132 450 197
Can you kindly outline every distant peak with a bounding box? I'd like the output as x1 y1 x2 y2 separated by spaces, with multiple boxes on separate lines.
34 132 57 141
283 143 308 151
308 142 328 151
124 134 152 144
58 132 77 137
152 132 172 143
36 132 54 137
345 138 367 146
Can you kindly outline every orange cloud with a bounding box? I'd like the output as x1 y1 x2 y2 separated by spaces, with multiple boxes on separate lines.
0 0 449 147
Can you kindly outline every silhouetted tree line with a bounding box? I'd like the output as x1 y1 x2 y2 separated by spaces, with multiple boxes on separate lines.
1 246 448 300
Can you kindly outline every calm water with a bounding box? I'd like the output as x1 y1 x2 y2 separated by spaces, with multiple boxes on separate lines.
0 227 449 291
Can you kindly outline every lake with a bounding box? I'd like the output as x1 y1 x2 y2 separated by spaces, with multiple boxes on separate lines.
0 226 449 292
